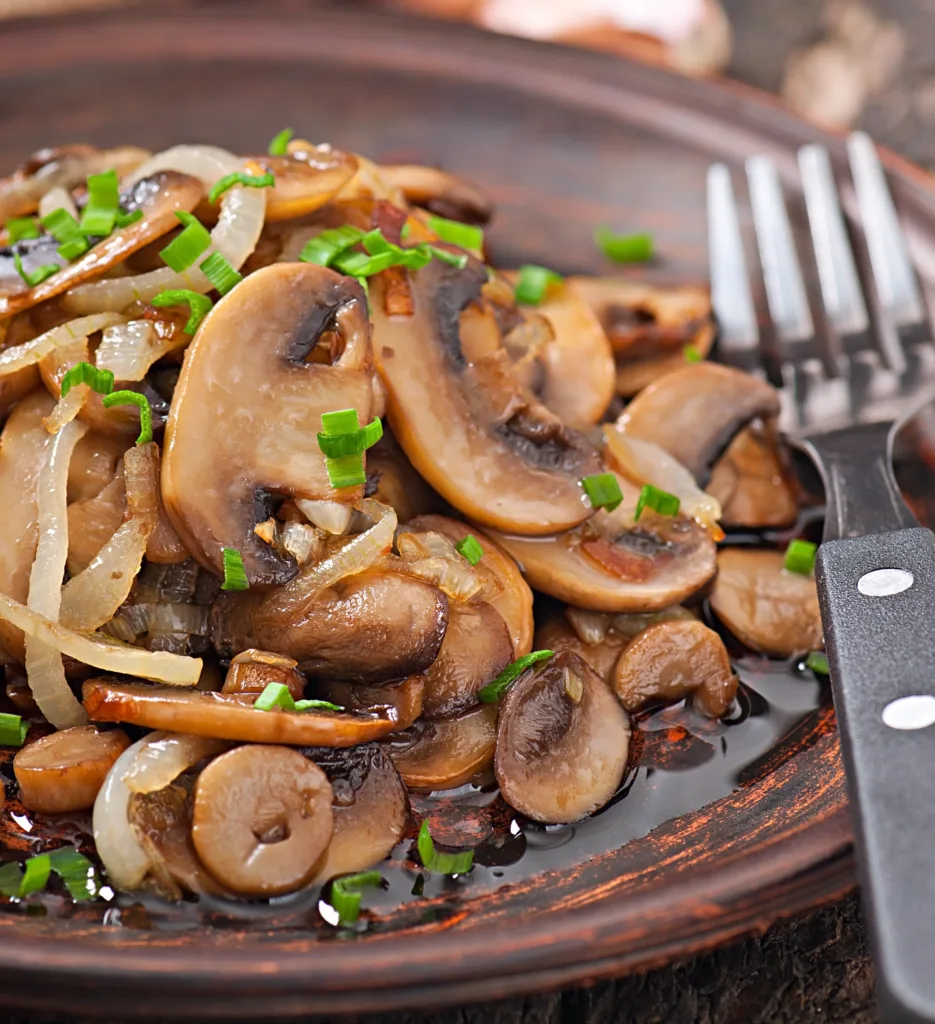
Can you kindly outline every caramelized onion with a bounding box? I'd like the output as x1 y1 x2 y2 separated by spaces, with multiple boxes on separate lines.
96 319 185 381
123 733 229 795
0 313 125 378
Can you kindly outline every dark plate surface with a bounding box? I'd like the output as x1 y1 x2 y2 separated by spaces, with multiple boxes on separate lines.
3 2 935 1018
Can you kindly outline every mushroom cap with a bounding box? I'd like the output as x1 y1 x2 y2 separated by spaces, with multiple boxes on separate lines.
314 675 425 731
707 426 799 529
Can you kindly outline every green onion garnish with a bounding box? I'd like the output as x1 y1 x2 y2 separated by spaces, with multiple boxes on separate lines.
318 408 383 489
209 171 276 205
514 265 563 305
6 217 39 243
0 847 97 901
199 251 243 296
299 225 365 268
12 250 59 287
634 484 680 522
330 870 382 926
333 250 396 278
417 820 474 876
581 472 623 512
151 289 213 334
221 547 249 591
79 169 120 236
683 344 703 363
101 390 152 445
254 682 294 711
428 246 469 269
456 534 484 566
426 215 483 252
477 649 554 703
0 712 28 747
19 854 51 896
268 127 294 156
114 208 142 228
60 361 114 399
159 211 212 272
595 226 654 263
39 208 89 261
294 699 344 712
805 651 829 675
784 538 817 576
360 229 433 270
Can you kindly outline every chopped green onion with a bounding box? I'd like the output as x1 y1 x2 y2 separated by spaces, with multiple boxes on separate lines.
60 361 114 399
6 217 39 243
581 472 623 512
354 276 370 306
57 237 89 262
333 249 396 277
254 682 294 712
151 289 213 334
805 650 829 675
321 408 362 434
514 265 563 305
0 712 28 747
18 854 51 897
220 547 249 591
268 127 294 156
428 246 468 269
683 344 703 363
478 649 554 703
318 408 383 489
317 416 383 458
299 225 365 267
13 250 59 287
324 454 367 488
634 484 680 522
400 222 412 240
426 215 483 252
330 870 382 926
199 251 243 296
595 226 654 263
784 538 817 576
456 534 483 566
102 390 152 445
294 699 344 712
48 847 99 901
209 171 275 205
417 820 474 876
360 229 433 270
40 208 89 261
114 208 142 228
159 211 211 272
79 169 120 237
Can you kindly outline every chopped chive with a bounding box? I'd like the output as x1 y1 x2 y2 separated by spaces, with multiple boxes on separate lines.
101 390 152 445
60 361 114 399
151 289 213 334
330 870 382 926
57 237 90 261
13 250 59 287
220 547 249 591
18 854 50 897
79 169 120 236
805 650 829 675
209 171 275 205
324 454 367 489
417 820 474 876
0 712 28 747
114 208 142 228
318 408 383 489
294 699 344 712
48 847 99 901
595 226 654 263
254 682 294 711
199 252 243 296
456 534 484 566
321 408 362 434
268 127 294 156
40 207 89 261
159 211 211 272
634 484 680 522
478 650 554 703
427 245 468 269
683 344 703 363
317 417 383 458
784 538 817 576
514 264 563 305
299 225 365 267
581 472 623 512
6 217 39 243
333 250 396 277
426 215 483 252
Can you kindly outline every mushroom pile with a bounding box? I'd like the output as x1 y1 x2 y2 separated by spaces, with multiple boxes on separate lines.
0 134 824 914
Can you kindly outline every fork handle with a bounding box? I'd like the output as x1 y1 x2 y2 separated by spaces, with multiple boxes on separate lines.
817 526 935 1023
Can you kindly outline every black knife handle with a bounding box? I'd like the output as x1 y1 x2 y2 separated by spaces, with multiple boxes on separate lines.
817 527 935 1024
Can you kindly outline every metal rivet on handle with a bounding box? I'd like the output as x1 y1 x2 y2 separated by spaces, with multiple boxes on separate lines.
882 695 935 730
857 568 914 596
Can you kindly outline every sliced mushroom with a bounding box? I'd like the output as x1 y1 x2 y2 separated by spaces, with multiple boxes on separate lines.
315 676 425 731
707 426 799 529
534 611 629 686
389 703 499 790
709 547 824 657
14 725 131 814
67 430 127 504
163 262 375 585
612 620 737 717
221 649 307 700
211 569 448 683
366 429 444 523
192 744 333 896
82 679 403 746
408 515 534 656
379 165 492 224
495 650 630 823
307 743 408 883
246 147 358 221
616 364 781 486
370 258 602 534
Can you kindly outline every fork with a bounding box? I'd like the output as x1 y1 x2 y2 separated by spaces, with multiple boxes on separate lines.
709 132 935 1024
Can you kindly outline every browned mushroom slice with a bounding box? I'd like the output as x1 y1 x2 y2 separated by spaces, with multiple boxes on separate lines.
211 570 448 683
162 262 375 586
709 548 824 657
616 364 780 486
707 426 799 529
495 650 630 823
307 743 408 883
244 147 358 222
370 259 602 534
192 745 333 896
534 611 628 686
380 165 492 224
315 676 425 731
221 649 307 701
408 515 534 656
389 703 499 791
82 679 402 746
366 429 444 523
613 620 737 717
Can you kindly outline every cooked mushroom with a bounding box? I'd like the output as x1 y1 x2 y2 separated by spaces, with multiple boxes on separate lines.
211 569 448 683
162 263 376 585
246 146 358 221
82 679 403 746
67 430 127 504
365 429 444 523
0 365 40 423
495 650 630 823
192 744 333 896
67 468 126 575
534 611 629 686
389 703 499 790
709 548 824 657
14 725 131 814
307 743 408 883
370 258 603 534
612 620 737 717
221 649 307 700
616 363 780 486
707 426 799 529
407 515 534 656
379 165 492 224
315 676 425 731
